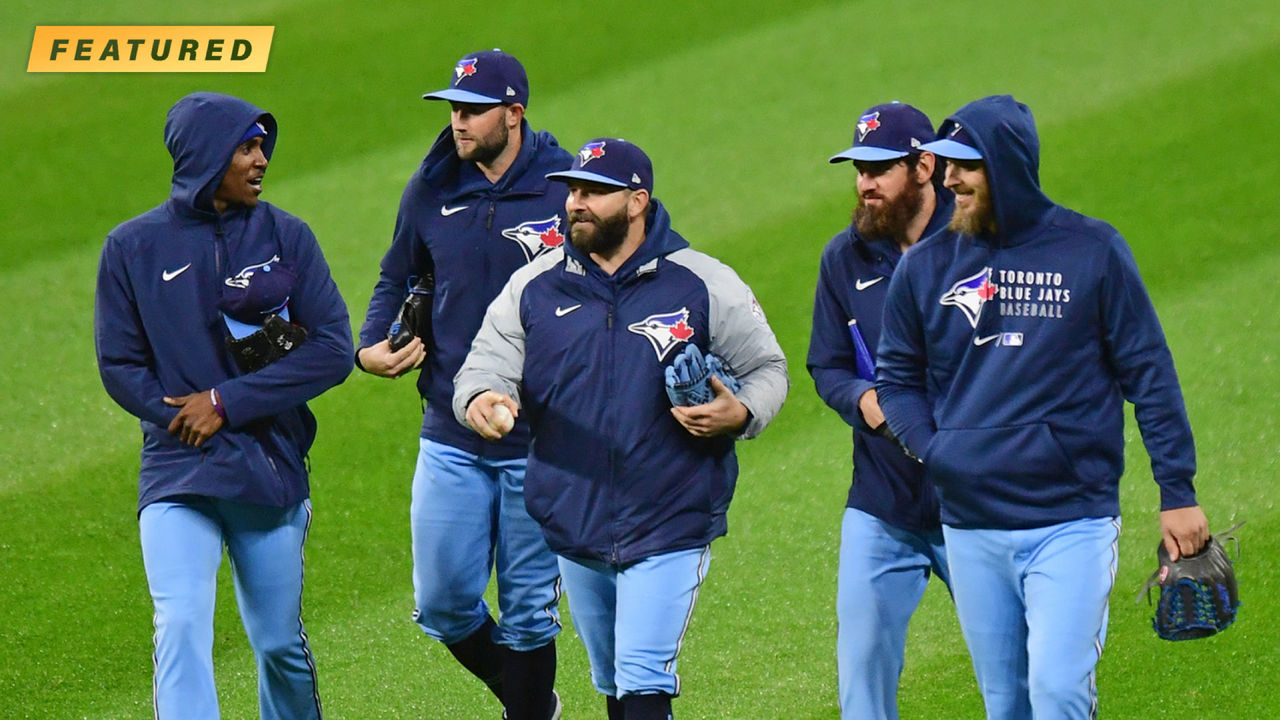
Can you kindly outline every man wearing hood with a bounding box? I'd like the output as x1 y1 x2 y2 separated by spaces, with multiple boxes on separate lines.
95 92 353 719
808 102 954 720
454 139 788 720
355 49 571 720
876 95 1210 718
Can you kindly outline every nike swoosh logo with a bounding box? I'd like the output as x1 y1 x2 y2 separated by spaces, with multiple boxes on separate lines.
855 277 885 291
973 334 1000 346
162 263 192 282
555 304 582 317
440 205 469 216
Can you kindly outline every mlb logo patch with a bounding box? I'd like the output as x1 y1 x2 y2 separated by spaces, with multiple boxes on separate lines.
628 308 695 361
501 216 565 262
579 141 606 165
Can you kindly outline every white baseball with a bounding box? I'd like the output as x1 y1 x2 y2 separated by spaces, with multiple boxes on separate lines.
489 404 515 434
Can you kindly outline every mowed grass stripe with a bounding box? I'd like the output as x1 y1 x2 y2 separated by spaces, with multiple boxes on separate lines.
0 0 840 271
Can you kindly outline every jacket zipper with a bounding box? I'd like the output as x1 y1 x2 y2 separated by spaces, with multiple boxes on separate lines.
605 299 620 565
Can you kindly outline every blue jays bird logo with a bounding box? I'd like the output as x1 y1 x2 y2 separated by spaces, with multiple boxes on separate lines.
856 112 882 141
578 141 607 166
501 216 565 262
940 266 998 328
628 308 695 361
225 255 280 289
454 57 478 83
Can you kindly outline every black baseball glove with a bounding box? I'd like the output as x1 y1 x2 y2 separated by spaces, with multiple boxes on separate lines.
226 313 308 373
387 273 434 352
1136 521 1243 641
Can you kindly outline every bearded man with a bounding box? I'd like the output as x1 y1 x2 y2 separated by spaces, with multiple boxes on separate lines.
876 95 1210 720
454 138 788 720
806 102 956 720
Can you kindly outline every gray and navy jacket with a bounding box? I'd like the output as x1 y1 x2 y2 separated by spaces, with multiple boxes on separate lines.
453 200 789 565
806 190 953 532
358 122 572 459
876 95 1197 530
94 92 353 513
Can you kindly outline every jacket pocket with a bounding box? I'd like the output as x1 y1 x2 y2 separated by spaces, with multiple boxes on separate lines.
926 423 1081 523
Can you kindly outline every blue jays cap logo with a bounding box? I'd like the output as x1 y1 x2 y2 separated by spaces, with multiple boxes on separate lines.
501 215 565 262
940 266 998 328
627 308 695 361
225 254 280 289
856 111 882 142
578 141 607 166
453 57 478 84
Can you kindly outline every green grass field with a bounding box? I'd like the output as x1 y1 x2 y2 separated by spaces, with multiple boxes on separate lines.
3 1 1278 717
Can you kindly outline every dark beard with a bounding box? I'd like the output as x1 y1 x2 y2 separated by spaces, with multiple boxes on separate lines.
852 178 924 244
570 205 629 258
456 121 509 166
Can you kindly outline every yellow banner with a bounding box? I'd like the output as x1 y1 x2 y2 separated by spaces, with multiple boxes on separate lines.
28 26 275 72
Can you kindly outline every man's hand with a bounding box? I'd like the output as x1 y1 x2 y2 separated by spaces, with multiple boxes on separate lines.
358 337 426 378
164 391 224 448
1161 505 1210 561
858 388 886 431
465 390 520 441
670 375 749 437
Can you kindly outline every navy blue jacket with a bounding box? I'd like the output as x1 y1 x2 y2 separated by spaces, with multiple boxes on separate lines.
359 122 572 458
95 92 353 512
455 201 789 565
876 95 1197 529
807 189 953 531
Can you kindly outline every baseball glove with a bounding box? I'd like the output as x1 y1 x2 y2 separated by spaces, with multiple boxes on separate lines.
387 273 434 352
664 343 741 407
1136 521 1243 641
226 313 308 373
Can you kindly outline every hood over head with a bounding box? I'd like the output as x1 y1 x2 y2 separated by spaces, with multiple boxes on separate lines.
929 95 1053 241
164 91 277 214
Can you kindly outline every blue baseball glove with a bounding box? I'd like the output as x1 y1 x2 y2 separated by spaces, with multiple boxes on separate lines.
1136 522 1243 641
664 344 741 407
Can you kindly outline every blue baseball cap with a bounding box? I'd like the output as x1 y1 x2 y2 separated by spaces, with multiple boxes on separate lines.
546 138 654 193
829 102 933 163
422 49 529 106
920 119 983 160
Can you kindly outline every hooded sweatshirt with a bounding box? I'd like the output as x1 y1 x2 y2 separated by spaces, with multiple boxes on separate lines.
95 92 353 512
876 95 1196 530
358 122 572 458
454 200 789 565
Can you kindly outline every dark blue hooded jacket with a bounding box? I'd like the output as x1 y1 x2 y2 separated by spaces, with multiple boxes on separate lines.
876 95 1197 529
807 189 953 531
95 92 353 512
454 201 790 565
358 122 571 458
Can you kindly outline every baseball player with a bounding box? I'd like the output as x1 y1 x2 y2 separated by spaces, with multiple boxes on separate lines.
453 139 789 720
807 102 954 720
876 94 1211 719
94 92 353 719
355 49 571 720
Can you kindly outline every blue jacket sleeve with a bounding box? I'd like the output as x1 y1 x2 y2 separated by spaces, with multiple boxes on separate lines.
94 235 180 427
214 220 353 426
875 254 935 457
806 250 874 431
1101 235 1197 509
357 178 430 352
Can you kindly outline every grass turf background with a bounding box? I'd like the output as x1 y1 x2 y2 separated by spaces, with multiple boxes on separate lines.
1 1 1277 717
